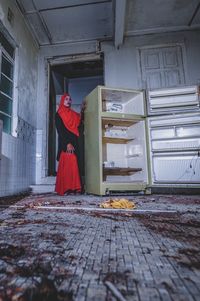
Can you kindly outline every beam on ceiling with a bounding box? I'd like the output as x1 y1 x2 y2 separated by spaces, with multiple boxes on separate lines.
25 1 111 13
16 0 52 44
40 36 113 46
126 25 200 38
188 1 200 26
32 0 52 44
114 0 127 49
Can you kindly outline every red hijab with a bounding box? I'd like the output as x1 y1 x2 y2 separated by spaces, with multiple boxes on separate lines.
58 93 81 136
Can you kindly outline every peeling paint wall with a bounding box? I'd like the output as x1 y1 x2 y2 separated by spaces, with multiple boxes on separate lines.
0 0 39 196
102 31 200 89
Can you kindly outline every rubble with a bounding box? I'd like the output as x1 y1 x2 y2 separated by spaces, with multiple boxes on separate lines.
0 193 199 300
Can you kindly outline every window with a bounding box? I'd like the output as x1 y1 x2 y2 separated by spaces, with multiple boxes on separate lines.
0 31 15 134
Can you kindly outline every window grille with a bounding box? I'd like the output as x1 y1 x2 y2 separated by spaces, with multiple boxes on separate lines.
0 31 14 134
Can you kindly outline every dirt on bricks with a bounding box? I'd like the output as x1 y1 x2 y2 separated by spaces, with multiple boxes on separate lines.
0 193 199 301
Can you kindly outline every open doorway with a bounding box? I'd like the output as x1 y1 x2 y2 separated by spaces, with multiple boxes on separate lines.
48 56 104 185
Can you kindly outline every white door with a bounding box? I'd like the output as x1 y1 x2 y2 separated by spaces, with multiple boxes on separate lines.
140 45 185 89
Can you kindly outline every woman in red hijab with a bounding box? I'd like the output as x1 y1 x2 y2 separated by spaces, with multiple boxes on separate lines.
55 93 82 195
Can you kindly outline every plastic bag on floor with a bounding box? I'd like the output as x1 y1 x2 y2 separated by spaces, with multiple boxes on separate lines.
100 198 136 209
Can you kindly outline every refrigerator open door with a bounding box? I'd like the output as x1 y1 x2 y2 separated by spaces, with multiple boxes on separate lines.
147 85 200 115
148 112 200 187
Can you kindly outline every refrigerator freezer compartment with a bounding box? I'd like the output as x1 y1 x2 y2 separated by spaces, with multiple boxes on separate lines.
101 87 145 115
147 85 200 115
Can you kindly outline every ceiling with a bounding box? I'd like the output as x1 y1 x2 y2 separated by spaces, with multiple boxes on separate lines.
15 0 200 48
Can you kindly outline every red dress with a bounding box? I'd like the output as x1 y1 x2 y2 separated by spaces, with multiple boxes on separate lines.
55 151 81 195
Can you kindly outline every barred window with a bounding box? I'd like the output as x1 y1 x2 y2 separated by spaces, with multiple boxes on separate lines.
0 31 15 134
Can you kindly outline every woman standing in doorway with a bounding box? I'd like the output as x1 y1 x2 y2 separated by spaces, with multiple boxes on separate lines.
55 93 83 195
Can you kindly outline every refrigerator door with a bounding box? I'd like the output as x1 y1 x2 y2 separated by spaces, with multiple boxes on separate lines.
101 86 145 116
148 113 200 186
147 85 200 115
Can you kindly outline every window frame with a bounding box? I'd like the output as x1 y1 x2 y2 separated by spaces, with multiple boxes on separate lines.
0 39 15 134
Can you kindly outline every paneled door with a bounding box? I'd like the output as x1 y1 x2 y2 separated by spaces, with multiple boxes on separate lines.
140 45 185 89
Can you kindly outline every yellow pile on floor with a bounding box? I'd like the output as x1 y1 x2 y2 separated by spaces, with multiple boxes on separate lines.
100 198 136 209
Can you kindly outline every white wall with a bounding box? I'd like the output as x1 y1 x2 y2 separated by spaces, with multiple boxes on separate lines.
102 31 200 89
0 133 35 196
0 0 39 196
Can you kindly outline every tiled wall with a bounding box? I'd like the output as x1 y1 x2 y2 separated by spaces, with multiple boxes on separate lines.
0 119 36 196
0 0 38 196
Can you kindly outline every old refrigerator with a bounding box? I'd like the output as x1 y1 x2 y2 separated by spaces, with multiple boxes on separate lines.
84 86 150 195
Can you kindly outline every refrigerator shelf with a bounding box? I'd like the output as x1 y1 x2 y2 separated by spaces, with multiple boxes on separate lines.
102 118 139 128
102 137 134 144
152 147 200 153
148 86 198 98
151 135 200 141
103 167 142 176
150 101 199 108
150 121 200 129
152 151 199 157
153 181 200 184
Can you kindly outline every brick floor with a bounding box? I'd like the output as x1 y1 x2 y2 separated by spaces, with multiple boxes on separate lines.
0 193 199 300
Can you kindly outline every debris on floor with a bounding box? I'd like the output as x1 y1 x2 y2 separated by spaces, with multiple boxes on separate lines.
99 198 136 209
104 280 127 301
0 193 199 301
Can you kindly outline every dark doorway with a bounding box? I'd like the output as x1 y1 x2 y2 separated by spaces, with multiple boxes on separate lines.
48 57 104 183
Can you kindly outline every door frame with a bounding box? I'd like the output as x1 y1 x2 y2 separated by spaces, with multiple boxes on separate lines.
47 52 103 176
